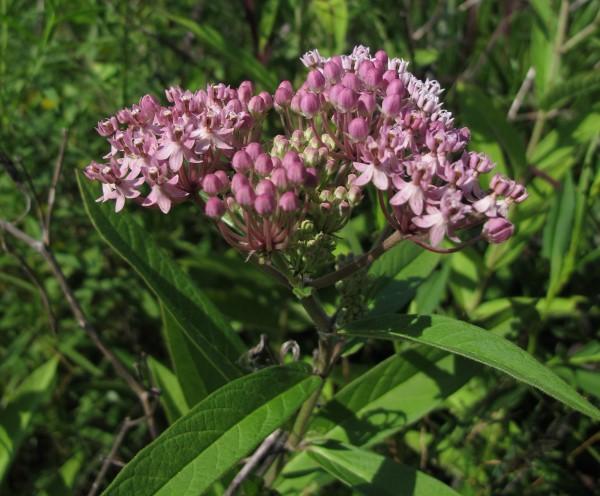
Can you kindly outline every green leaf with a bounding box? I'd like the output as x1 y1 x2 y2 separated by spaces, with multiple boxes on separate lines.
147 356 189 424
275 348 477 493
542 171 576 299
456 82 528 178
530 0 556 98
449 248 484 314
163 13 277 89
160 304 209 407
308 442 460 495
0 358 58 482
369 243 440 315
342 314 600 420
102 364 321 496
78 175 245 393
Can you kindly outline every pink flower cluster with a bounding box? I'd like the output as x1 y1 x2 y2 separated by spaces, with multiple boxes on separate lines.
276 46 527 247
85 45 527 253
85 83 271 213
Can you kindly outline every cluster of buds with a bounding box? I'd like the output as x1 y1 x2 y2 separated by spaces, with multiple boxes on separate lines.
85 45 527 257
274 46 528 247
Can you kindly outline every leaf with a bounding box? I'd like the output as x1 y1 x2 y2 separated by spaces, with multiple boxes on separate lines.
164 13 277 89
310 0 348 53
542 171 576 299
0 358 58 482
78 175 245 393
456 82 528 178
342 314 600 420
369 242 440 316
160 304 209 407
308 442 460 496
530 0 556 98
275 348 477 493
449 248 484 314
147 356 189 424
102 364 321 496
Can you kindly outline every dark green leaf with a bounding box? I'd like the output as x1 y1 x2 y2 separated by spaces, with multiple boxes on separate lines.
342 314 600 420
78 175 245 393
308 442 460 495
103 364 321 496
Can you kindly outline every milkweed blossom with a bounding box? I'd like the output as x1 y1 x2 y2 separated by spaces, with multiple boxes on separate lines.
85 45 527 254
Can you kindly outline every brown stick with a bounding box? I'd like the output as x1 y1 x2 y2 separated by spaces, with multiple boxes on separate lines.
44 128 69 245
88 416 145 496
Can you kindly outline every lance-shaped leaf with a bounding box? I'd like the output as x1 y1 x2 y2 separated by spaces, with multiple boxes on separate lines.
103 364 321 496
308 442 460 495
342 314 600 420
78 175 245 392
147 357 189 424
275 348 477 494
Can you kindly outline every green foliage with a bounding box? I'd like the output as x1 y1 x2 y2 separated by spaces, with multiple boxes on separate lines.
103 364 320 496
343 314 600 420
1 1 600 494
308 442 460 495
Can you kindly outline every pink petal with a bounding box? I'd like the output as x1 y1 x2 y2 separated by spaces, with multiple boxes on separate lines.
354 166 374 187
155 142 176 160
372 168 389 190
169 149 184 171
115 195 126 212
408 189 424 215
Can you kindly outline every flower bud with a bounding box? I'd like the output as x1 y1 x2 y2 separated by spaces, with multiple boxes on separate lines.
385 79 405 97
334 87 357 113
279 191 299 212
202 173 223 196
237 80 254 104
382 94 401 117
245 142 262 160
303 147 320 167
259 91 273 110
274 81 293 109
282 151 302 170
374 50 388 67
272 135 288 156
300 92 320 118
286 162 306 185
341 72 360 92
347 117 369 142
214 170 229 190
510 183 528 203
205 197 225 218
254 193 276 215
483 217 514 243
290 92 303 114
232 150 253 173
235 185 256 207
254 153 273 175
323 60 343 82
255 179 276 196
248 95 266 115
231 173 250 194
307 69 326 92
270 167 288 190
334 186 347 200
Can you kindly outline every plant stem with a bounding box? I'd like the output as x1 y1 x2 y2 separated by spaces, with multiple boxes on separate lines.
306 230 404 289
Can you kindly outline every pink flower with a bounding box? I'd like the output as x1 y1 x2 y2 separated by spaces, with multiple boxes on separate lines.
142 166 188 214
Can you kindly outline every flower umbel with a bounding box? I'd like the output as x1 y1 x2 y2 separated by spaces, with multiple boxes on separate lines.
85 45 527 260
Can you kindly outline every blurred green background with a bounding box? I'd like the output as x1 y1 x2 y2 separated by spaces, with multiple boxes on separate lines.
1 0 599 494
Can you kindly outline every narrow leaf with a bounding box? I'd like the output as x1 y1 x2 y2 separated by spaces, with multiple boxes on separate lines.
103 364 321 496
308 442 460 495
147 357 189 424
342 314 600 420
78 175 245 392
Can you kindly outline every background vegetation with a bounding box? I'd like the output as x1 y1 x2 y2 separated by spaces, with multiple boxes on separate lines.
1 0 599 494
